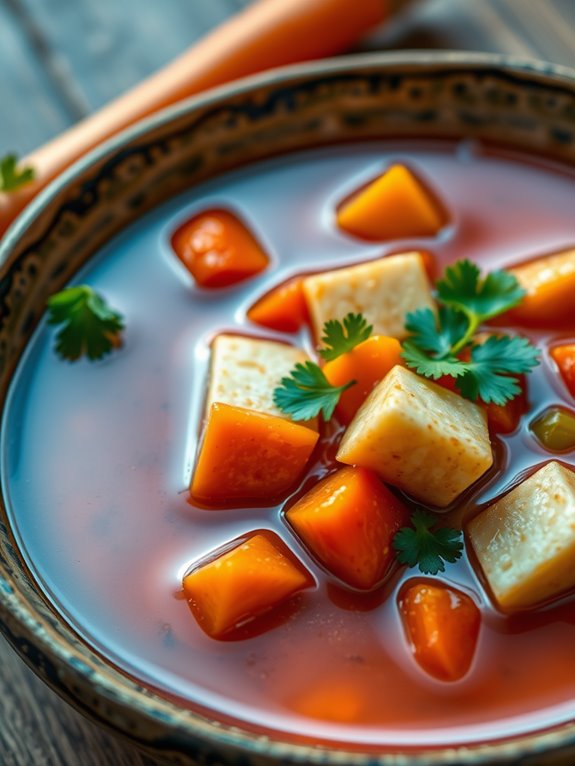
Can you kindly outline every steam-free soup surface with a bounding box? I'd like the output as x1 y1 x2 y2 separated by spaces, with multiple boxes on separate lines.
3 142 575 748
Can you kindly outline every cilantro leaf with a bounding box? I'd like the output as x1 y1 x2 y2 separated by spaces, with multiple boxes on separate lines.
401 342 465 380
393 509 463 575
0 154 35 193
405 306 468 357
319 312 373 361
273 361 355 421
455 335 540 405
47 285 124 361
436 259 525 321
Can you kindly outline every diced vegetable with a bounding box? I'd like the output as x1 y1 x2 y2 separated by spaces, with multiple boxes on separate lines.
303 252 435 341
183 532 311 638
336 164 445 241
507 248 575 325
399 581 480 682
550 343 575 398
337 365 493 508
191 403 318 503
171 209 269 288
468 461 575 610
531 406 575 452
291 679 366 723
323 335 402 423
207 334 317 427
285 466 408 589
247 278 309 333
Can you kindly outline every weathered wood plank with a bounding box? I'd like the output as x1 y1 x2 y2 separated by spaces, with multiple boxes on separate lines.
16 0 250 115
0 0 74 154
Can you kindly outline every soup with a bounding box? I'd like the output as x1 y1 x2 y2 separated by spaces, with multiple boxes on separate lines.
2 141 575 749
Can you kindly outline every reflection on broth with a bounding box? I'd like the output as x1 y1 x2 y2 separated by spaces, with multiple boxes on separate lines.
2 141 575 749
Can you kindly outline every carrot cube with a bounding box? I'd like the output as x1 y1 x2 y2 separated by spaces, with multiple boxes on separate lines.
183 531 311 638
399 581 481 682
171 209 269 288
551 344 575 398
508 248 575 326
285 467 409 589
247 277 309 333
191 403 318 504
336 164 445 241
323 335 403 424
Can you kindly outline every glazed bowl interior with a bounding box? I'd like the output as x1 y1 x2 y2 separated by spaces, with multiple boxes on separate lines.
2 52 575 765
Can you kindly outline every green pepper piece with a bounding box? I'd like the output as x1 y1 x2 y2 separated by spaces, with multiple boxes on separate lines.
530 406 575 452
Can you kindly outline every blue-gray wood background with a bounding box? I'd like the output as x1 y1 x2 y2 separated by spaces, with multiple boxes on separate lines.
2 0 575 763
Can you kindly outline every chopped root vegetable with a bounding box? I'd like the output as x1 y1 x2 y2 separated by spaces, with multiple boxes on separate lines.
183 531 311 638
399 581 480 682
247 277 309 333
336 164 445 241
550 344 575 398
468 461 575 611
191 403 318 504
302 252 435 341
507 248 575 326
336 366 493 508
285 466 409 589
323 335 403 424
171 209 269 288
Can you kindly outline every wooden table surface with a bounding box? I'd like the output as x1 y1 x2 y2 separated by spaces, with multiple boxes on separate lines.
2 0 575 763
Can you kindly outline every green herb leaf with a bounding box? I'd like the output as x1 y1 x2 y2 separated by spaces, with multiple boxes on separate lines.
401 259 540 403
455 335 540 405
405 306 468 358
318 312 373 361
0 154 35 193
393 509 463 575
47 285 124 361
273 361 355 421
436 259 526 321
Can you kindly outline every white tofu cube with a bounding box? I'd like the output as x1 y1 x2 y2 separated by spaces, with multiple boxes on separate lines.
336 365 492 508
206 334 315 425
302 252 435 341
468 461 575 610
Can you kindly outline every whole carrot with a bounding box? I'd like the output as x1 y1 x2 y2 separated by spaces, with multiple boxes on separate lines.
0 0 408 239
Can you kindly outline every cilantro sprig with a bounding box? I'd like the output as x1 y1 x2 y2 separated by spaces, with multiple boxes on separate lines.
401 260 540 405
273 361 354 421
47 285 124 361
393 509 463 575
319 312 372 361
0 153 35 193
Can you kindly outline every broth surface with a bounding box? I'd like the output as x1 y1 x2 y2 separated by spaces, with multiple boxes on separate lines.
3 141 575 747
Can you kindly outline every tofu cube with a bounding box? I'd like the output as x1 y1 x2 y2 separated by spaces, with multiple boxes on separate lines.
206 334 314 425
468 461 575 610
302 252 435 341
336 366 493 508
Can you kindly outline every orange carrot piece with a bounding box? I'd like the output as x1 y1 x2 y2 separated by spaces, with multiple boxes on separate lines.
183 531 311 638
551 344 575 398
323 335 402 424
247 277 309 333
507 249 575 326
285 466 409 589
399 581 481 682
191 403 318 504
336 164 445 242
172 209 268 288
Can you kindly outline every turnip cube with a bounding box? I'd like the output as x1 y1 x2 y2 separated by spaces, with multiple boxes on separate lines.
468 461 575 610
206 334 314 425
302 252 435 341
336 366 492 508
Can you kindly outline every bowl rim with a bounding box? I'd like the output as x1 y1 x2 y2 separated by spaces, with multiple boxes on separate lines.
2 49 575 765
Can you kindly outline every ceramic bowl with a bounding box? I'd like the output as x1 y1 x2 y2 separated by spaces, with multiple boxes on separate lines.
2 52 575 765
